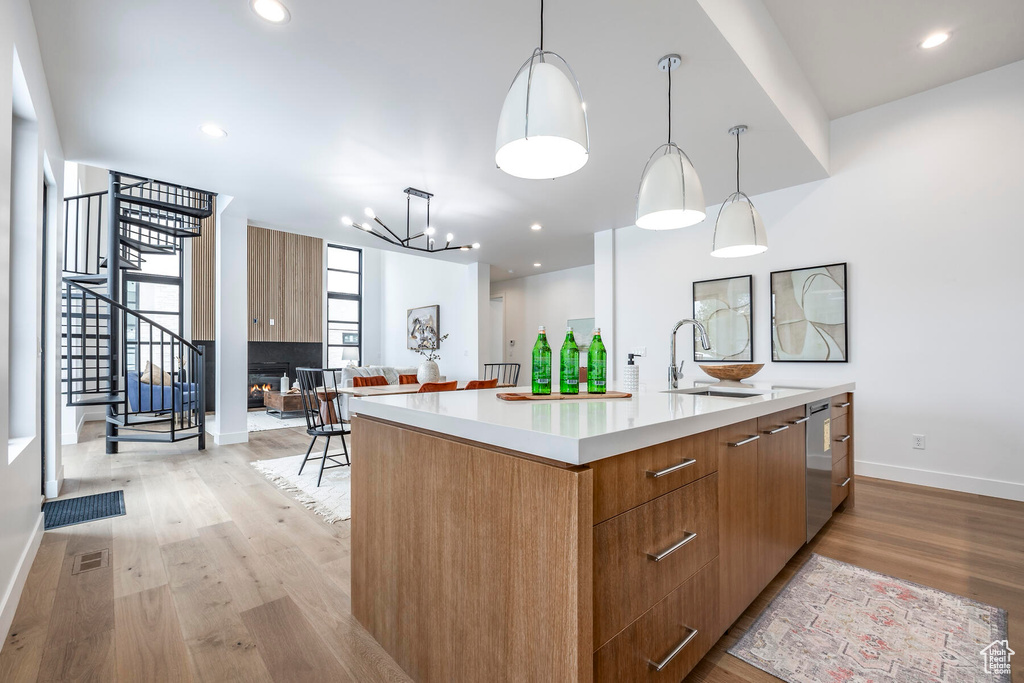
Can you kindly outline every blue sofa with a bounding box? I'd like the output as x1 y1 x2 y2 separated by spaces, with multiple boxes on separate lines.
127 372 199 413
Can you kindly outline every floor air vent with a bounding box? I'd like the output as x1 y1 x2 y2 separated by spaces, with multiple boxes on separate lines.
72 548 110 575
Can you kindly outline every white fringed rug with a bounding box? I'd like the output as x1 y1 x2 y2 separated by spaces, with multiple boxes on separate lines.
251 450 352 523
247 411 307 432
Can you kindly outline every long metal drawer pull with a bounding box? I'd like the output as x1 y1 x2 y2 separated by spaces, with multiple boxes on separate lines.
836 477 851 487
648 626 699 672
790 416 810 424
837 402 851 408
765 425 790 434
645 458 697 478
836 435 851 443
647 531 698 562
728 435 760 447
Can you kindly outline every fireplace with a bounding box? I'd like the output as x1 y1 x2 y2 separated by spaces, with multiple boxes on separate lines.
248 361 289 408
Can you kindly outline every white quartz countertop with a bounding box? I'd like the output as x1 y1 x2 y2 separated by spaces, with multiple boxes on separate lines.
350 379 855 466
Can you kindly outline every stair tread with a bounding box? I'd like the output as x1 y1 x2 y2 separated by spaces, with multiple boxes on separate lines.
118 234 176 254
107 432 201 443
118 213 199 239
114 192 211 219
63 274 109 284
67 393 123 406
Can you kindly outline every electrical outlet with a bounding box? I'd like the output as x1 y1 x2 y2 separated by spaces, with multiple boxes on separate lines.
269 318 275 326
912 434 926 450
630 346 647 357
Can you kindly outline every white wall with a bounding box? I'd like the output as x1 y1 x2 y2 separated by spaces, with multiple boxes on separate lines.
491 265 596 376
0 0 65 650
379 250 488 380
597 60 1024 501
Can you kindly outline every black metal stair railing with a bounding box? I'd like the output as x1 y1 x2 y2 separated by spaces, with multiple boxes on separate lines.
64 279 205 446
63 190 107 276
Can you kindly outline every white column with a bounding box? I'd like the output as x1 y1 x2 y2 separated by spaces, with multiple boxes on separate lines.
594 229 616 380
466 262 489 378
210 197 248 445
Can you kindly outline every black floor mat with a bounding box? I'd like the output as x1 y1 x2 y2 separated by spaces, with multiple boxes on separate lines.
43 491 126 530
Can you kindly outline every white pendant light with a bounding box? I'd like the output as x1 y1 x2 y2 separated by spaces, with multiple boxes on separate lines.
636 54 705 230
495 0 589 180
711 125 768 258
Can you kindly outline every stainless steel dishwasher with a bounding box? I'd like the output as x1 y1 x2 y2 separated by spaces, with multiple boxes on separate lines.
805 400 833 542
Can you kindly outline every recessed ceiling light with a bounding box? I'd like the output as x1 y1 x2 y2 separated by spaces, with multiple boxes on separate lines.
200 123 227 138
531 223 542 231
251 0 290 23
534 263 541 267
920 32 949 49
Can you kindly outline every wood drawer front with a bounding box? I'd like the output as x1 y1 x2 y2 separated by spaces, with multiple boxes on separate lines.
594 558 719 683
592 430 718 524
832 456 851 509
593 474 719 649
831 412 850 462
757 406 807 435
831 393 852 417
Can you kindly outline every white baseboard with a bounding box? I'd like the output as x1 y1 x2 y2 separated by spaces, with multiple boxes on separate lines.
44 465 64 499
82 406 106 422
857 460 1024 502
0 512 44 652
211 430 248 446
61 411 85 445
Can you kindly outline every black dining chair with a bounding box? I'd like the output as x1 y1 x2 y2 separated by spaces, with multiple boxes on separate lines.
296 367 351 486
483 363 520 386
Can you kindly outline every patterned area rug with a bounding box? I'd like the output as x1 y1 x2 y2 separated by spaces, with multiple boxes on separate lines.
251 450 352 523
730 554 1010 682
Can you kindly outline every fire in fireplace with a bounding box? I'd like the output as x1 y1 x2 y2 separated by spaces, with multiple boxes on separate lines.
248 362 290 408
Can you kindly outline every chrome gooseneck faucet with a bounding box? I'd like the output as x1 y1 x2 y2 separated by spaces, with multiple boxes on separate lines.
669 319 711 389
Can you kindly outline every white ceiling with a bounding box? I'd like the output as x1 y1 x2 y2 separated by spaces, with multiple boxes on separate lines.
32 0 830 280
33 0 1022 281
762 0 1024 119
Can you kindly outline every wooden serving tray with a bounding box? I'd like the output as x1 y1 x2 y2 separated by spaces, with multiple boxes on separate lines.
496 391 632 401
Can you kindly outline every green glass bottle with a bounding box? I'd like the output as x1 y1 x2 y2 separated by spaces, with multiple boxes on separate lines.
560 328 579 395
531 326 552 395
587 328 607 394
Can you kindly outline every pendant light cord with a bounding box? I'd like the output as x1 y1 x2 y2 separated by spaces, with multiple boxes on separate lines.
539 0 544 49
735 129 741 193
667 67 672 145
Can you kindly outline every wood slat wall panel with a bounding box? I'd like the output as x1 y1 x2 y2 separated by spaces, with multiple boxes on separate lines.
281 231 323 343
190 197 216 340
247 226 322 343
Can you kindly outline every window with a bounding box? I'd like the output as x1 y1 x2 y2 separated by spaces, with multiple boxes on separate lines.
8 47 39 459
124 243 183 374
327 245 361 368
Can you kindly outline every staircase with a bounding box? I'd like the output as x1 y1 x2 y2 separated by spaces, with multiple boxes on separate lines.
62 171 214 454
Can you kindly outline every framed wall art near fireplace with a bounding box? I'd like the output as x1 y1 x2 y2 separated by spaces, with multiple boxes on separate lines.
770 263 848 362
692 275 753 362
407 305 440 350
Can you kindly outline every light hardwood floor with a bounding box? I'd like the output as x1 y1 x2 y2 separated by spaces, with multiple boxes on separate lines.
1 421 1020 682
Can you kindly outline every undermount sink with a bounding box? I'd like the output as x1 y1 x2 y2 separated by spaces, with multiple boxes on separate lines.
664 388 770 399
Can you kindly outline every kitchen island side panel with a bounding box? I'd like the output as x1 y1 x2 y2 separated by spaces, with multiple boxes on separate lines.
351 415 594 683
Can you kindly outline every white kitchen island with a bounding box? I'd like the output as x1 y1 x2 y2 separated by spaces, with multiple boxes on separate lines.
349 379 856 683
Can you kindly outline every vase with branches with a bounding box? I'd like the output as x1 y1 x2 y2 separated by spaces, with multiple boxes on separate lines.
415 333 449 382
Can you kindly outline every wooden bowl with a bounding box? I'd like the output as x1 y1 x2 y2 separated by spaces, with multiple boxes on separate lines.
699 364 764 382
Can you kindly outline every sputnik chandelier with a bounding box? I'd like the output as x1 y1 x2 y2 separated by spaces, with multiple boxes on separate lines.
343 187 479 253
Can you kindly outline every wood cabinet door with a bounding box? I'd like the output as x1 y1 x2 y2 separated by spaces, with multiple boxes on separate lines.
757 408 806 585
717 419 761 634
